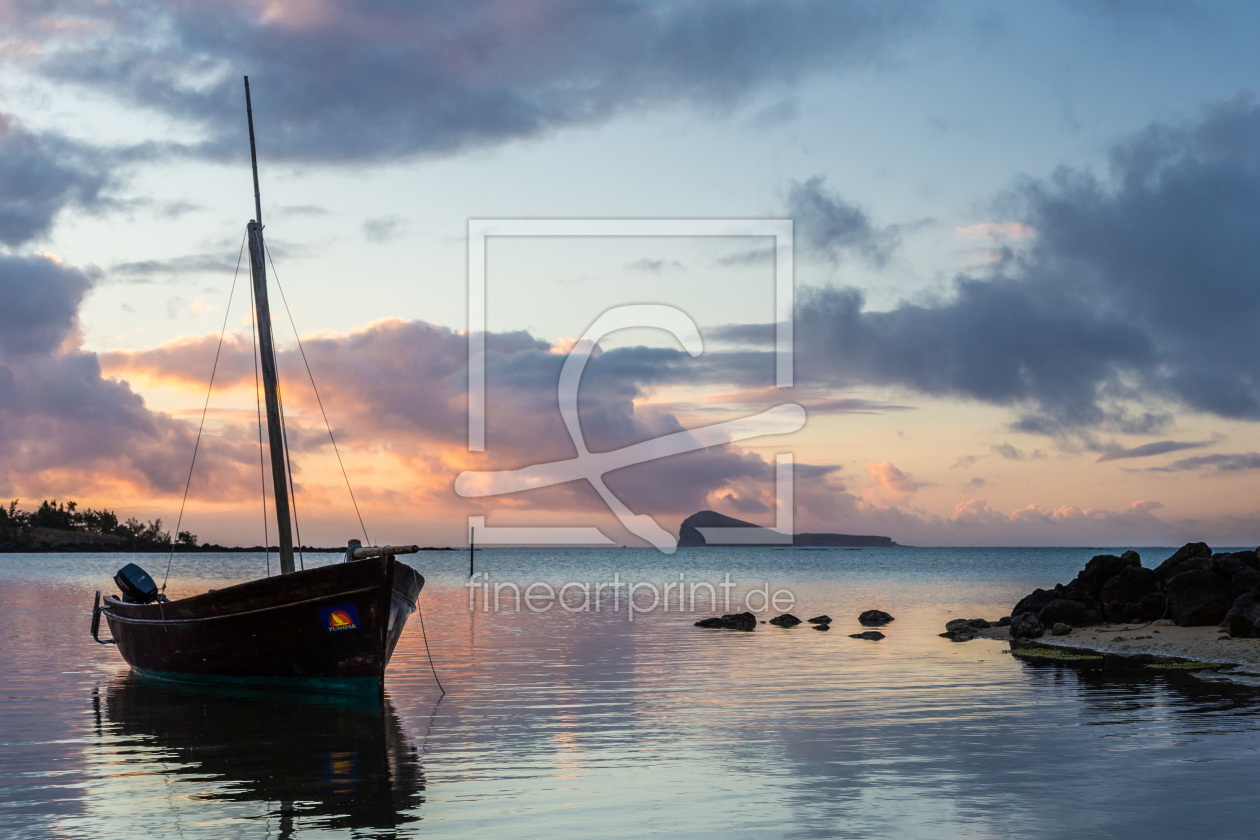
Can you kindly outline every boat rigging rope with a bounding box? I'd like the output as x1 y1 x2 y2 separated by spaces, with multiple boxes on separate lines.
163 233 247 591
415 605 446 696
273 364 305 570
250 286 271 577
263 242 373 546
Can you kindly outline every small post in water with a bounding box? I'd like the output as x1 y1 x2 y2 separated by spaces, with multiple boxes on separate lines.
469 526 475 577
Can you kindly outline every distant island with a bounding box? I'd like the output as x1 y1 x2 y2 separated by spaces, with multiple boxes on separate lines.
677 510 898 547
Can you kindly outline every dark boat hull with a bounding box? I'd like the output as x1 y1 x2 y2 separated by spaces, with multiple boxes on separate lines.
103 556 423 694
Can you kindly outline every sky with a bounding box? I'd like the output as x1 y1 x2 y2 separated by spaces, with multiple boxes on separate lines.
2 0 1260 548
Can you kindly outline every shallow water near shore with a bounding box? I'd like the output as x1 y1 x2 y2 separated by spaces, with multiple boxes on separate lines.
4 546 1260 839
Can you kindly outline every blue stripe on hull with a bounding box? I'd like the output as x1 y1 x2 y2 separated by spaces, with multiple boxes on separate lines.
132 666 382 696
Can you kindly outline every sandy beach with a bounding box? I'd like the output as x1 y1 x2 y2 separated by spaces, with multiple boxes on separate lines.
973 620 1260 684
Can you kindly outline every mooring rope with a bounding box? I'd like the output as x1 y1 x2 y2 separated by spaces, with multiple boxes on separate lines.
162 233 247 591
415 605 446 696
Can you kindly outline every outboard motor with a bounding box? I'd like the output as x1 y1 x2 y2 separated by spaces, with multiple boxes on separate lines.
114 563 163 604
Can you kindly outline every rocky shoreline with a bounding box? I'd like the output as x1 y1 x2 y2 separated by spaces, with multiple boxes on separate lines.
944 542 1260 685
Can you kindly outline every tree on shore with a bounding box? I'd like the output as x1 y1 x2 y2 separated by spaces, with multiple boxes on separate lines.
0 499 175 547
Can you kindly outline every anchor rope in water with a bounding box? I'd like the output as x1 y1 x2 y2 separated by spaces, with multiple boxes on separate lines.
250 286 271 577
163 233 247 591
264 242 372 546
415 604 446 696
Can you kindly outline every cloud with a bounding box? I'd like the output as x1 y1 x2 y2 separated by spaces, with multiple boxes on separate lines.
950 499 1006 526
109 252 245 283
784 95 1260 432
23 1 932 164
787 177 901 266
865 461 927 498
0 112 114 246
626 258 684 274
992 442 1045 461
717 246 775 267
1095 438 1216 462
1144 452 1260 474
0 254 95 355
362 216 405 243
0 254 253 497
952 222 1035 241
97 316 846 526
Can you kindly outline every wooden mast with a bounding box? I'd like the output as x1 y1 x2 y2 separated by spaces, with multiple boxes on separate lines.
244 76 296 575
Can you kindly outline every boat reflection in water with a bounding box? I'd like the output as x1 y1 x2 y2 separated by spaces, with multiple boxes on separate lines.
99 673 426 837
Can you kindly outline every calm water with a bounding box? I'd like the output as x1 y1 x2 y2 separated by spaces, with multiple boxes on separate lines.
3 547 1260 839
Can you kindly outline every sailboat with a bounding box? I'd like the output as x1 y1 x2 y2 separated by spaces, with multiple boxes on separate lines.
93 77 426 695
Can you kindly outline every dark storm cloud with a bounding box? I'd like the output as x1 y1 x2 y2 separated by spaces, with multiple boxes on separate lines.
0 255 250 495
0 255 95 355
1095 438 1215 462
0 113 114 246
23 0 932 163
783 95 1260 432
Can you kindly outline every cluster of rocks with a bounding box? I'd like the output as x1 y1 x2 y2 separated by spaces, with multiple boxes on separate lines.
694 610 892 638
1008 543 1260 639
694 612 757 631
940 616 1010 642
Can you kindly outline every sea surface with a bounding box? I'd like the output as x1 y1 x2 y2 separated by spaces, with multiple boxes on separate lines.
3 546 1260 839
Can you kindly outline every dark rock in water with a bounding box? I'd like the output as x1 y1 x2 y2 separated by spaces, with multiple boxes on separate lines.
1051 622 1072 636
1231 568 1260 600
850 630 885 640
1165 569 1232 626
1010 613 1044 639
1100 566 1158 623
940 619 985 641
807 615 832 625
694 612 758 631
997 616 1012 627
813 623 831 631
858 609 895 625
1121 550 1141 564
1013 588 1057 617
1038 598 1102 628
769 613 803 628
1223 592 1260 638
1153 542 1212 582
1069 553 1141 599
1139 591 1168 621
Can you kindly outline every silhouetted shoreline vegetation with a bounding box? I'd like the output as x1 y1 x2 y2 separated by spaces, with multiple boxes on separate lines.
0 499 336 553
0 499 463 553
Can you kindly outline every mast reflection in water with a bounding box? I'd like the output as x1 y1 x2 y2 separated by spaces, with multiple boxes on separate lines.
95 674 426 837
